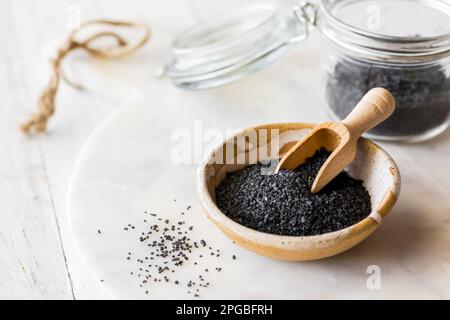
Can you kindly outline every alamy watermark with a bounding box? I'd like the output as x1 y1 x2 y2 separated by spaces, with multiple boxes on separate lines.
366 4 381 31
170 121 282 171
66 4 81 30
366 265 381 290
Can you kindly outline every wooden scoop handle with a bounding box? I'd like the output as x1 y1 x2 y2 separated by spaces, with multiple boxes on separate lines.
342 88 395 139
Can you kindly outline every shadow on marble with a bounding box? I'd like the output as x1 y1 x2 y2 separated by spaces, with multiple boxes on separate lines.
309 199 433 265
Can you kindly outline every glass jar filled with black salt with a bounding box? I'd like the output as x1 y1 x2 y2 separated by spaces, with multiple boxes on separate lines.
164 0 450 141
319 0 450 142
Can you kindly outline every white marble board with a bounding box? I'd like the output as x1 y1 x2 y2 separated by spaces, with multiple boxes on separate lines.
68 35 450 299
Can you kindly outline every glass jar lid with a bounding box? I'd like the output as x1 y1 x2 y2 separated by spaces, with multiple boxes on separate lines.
325 0 450 38
162 2 311 89
319 0 450 63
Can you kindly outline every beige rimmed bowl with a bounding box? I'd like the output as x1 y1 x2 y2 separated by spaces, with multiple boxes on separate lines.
197 123 401 261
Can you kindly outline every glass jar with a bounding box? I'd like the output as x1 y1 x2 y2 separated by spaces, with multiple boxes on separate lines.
163 2 308 90
163 0 450 142
319 0 450 142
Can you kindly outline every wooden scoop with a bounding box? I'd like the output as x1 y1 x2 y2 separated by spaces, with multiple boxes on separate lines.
275 87 395 193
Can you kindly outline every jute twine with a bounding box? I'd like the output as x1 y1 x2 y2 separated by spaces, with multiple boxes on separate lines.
21 19 150 134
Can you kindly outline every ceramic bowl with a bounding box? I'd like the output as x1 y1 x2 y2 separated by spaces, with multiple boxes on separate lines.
197 123 401 261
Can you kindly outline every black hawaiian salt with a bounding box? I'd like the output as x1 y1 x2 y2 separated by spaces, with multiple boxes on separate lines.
326 61 450 137
215 149 371 236
120 207 238 298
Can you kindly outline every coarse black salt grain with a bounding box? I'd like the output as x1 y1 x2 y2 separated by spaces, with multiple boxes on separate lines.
124 209 228 298
215 149 371 236
326 61 450 137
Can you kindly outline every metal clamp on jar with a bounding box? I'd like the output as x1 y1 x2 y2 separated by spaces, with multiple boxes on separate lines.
163 0 450 142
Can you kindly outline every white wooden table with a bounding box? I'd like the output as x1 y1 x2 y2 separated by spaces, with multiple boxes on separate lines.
1 0 449 300
0 0 220 299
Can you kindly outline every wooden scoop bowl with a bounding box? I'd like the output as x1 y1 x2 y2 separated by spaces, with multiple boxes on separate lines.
276 88 395 193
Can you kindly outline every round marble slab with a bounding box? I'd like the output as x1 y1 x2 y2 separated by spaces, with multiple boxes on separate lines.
68 57 450 299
